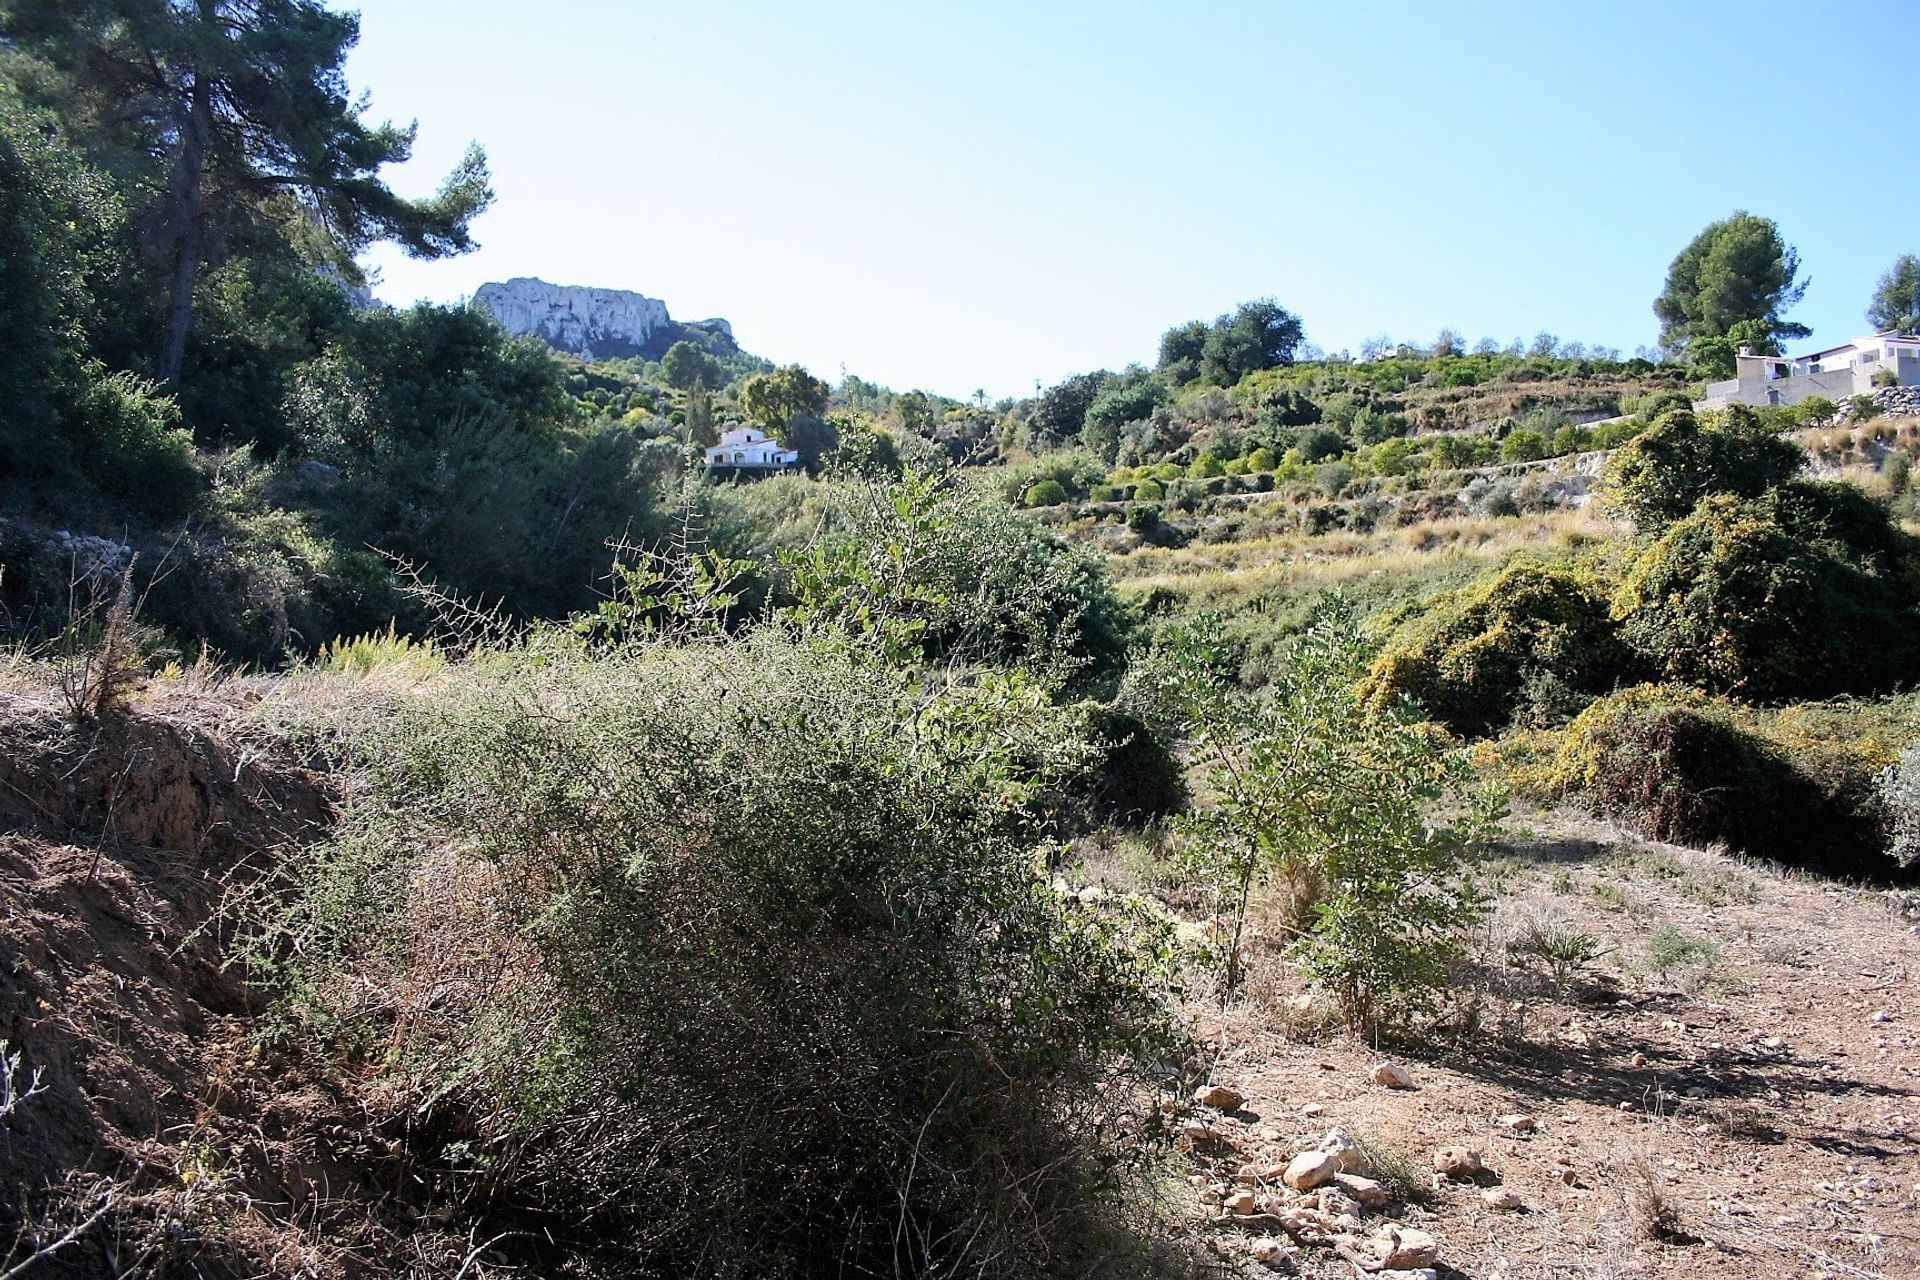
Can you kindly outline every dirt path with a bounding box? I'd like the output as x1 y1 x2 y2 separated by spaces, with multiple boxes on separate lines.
1146 811 1920 1279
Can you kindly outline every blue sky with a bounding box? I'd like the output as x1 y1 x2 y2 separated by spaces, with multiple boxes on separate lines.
348 1 1920 399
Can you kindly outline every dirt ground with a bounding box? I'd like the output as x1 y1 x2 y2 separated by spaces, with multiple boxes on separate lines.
0 688 484 1279
1137 811 1920 1280
5 681 1917 1279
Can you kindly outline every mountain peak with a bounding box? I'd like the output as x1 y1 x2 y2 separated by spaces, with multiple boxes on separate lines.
473 277 734 361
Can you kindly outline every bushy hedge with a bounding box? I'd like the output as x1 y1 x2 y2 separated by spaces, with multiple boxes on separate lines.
790 472 1131 688
1880 737 1920 870
1600 407 1803 530
1024 478 1069 506
262 636 1178 1278
1365 560 1630 736
1547 686 1898 877
1613 484 1920 700
67 368 204 517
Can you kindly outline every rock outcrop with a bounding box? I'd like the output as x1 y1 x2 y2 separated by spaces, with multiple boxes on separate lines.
473 277 736 361
1829 383 1920 424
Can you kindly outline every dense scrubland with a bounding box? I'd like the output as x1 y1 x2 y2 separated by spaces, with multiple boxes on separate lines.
6 4 1920 1279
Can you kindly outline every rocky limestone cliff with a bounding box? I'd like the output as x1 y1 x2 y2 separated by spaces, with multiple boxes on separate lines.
473 277 735 361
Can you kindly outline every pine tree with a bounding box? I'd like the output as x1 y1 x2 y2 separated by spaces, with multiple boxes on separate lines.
0 0 492 384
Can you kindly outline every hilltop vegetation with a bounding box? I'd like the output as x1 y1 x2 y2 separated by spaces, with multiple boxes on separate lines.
7 5 1920 1280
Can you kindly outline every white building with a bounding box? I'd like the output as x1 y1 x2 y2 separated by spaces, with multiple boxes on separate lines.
1697 331 1920 410
703 426 799 470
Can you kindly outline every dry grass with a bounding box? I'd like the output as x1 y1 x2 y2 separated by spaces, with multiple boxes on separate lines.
1798 415 1920 465
1348 1129 1433 1205
1621 1149 1688 1243
1112 509 1620 590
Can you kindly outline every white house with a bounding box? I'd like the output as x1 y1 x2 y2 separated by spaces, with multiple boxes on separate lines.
703 426 799 470
1697 330 1920 410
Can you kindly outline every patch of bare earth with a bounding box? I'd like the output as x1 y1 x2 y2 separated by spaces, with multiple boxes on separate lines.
1137 809 1920 1280
0 687 482 1279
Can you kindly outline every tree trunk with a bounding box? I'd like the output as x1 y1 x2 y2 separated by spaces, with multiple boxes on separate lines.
157 75 211 387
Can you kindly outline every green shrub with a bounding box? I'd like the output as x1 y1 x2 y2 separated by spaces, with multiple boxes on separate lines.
1508 919 1602 986
137 506 416 665
785 471 1129 687
1133 478 1164 501
1023 478 1069 506
1600 408 1803 530
1351 405 1409 444
1126 503 1161 534
1643 925 1719 973
1627 389 1692 423
1500 428 1549 462
257 636 1176 1277
1614 486 1920 699
1370 436 1419 476
285 314 679 622
1548 686 1896 876
1295 426 1350 463
1463 476 1520 518
1792 395 1837 428
1551 423 1593 455
1879 736 1920 869
1365 560 1630 737
997 453 1104 507
1184 599 1503 1027
69 368 203 516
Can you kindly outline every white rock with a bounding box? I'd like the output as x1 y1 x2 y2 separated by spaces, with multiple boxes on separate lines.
1498 1113 1536 1135
1333 1173 1390 1208
1481 1186 1523 1211
1367 1224 1440 1269
1282 1150 1341 1191
1223 1190 1257 1215
473 277 734 360
1371 1061 1415 1088
1431 1146 1485 1179
1195 1083 1245 1110
1317 1127 1369 1175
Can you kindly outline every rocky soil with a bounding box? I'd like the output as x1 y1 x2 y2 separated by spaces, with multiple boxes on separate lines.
0 685 484 1279
6 679 1918 1279
1140 815 1920 1279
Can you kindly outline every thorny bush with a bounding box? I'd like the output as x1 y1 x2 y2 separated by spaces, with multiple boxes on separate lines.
251 632 1184 1279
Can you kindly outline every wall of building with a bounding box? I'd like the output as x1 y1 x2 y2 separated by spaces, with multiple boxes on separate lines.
1699 362 1899 409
